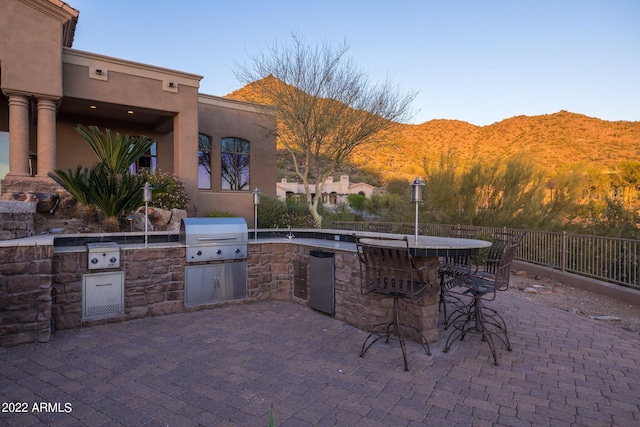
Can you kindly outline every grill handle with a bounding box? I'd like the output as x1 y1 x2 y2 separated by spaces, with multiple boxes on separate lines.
196 237 238 241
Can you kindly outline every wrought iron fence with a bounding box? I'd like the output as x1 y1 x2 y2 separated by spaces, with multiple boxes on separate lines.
331 221 640 290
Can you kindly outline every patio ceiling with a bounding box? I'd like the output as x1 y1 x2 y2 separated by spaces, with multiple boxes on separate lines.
58 97 175 133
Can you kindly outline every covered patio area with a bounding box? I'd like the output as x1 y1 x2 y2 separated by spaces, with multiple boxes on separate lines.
1 292 638 426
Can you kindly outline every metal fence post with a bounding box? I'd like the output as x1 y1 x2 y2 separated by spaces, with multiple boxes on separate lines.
561 231 567 272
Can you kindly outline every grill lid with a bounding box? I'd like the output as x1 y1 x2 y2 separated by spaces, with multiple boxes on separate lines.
179 217 248 246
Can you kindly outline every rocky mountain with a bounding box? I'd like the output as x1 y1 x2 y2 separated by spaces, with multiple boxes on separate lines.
226 79 640 183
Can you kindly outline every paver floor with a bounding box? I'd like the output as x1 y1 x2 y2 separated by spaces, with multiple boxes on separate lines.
1 294 639 426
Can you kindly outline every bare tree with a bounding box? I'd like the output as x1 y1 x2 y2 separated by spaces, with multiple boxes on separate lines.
236 34 416 227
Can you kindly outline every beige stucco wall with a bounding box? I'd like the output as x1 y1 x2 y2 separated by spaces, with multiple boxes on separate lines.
0 1 277 223
0 0 70 98
197 96 276 221
58 55 201 211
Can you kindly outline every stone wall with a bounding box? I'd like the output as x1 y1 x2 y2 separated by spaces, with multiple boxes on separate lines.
3 240 441 346
0 201 36 240
0 176 61 195
0 245 53 346
248 243 441 342
52 247 187 330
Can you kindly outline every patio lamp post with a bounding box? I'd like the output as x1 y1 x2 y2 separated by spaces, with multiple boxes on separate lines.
410 177 424 244
142 182 153 248
252 188 261 241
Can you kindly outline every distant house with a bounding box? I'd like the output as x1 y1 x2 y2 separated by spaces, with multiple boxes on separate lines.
276 175 375 207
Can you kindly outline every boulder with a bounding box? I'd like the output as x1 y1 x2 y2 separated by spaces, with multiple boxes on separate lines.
164 208 187 231
55 190 80 217
1 191 59 213
135 206 172 229
32 192 59 213
125 212 153 232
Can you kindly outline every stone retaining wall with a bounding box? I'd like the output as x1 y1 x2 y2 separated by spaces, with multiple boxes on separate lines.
248 243 441 342
0 201 36 240
52 247 187 330
0 245 53 346
3 241 441 346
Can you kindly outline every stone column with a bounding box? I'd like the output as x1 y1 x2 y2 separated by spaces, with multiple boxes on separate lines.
36 97 58 177
7 94 31 176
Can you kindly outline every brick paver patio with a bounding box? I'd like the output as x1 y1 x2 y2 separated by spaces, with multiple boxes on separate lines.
1 294 639 426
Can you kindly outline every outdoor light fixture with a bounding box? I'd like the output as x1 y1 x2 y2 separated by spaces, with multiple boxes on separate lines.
410 177 425 243
253 188 261 241
95 69 103 75
143 182 152 247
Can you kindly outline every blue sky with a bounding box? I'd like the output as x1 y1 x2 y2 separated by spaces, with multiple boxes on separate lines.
67 0 640 126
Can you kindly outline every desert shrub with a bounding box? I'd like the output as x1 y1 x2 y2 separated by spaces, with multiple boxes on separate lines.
256 195 315 228
257 195 288 228
320 203 356 227
139 169 190 210
583 196 640 239
285 199 316 228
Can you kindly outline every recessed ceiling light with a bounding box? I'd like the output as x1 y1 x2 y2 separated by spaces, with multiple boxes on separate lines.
127 110 134 115
89 105 97 109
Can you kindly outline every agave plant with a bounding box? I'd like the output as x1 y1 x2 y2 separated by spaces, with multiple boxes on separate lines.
49 125 155 229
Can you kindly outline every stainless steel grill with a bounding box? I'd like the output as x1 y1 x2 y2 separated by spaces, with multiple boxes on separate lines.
179 218 248 306
179 217 248 262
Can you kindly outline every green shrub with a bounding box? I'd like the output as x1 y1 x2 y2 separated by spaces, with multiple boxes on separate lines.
257 195 288 228
256 195 315 228
139 169 190 210
48 125 154 225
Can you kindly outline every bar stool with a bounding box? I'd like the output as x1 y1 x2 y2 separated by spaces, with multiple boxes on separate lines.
355 235 435 371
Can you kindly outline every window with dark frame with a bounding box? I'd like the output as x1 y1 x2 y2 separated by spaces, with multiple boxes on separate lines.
221 137 250 191
129 141 157 174
198 133 212 189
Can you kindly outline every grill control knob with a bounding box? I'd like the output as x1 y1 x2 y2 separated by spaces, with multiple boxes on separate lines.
216 249 222 255
110 257 117 263
196 250 202 256
91 258 98 264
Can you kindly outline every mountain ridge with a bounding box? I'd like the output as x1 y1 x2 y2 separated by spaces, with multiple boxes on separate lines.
226 80 640 182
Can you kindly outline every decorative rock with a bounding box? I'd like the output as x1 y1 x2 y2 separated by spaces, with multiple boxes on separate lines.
125 212 153 232
55 190 80 217
1 191 59 213
136 206 172 229
165 209 187 231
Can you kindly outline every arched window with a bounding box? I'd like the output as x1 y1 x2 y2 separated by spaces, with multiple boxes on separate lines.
221 137 250 190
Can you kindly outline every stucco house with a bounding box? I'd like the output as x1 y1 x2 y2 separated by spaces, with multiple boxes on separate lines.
276 175 375 207
0 0 276 224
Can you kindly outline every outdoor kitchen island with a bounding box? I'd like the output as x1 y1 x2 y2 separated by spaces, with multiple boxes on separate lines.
4 228 473 346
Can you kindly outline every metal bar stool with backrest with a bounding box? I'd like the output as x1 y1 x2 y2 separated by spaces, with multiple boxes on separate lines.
438 225 481 325
442 232 524 365
355 235 434 371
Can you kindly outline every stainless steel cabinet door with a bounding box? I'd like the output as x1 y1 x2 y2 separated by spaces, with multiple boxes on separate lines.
185 262 246 306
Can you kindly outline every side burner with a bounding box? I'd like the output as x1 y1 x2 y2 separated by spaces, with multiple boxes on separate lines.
86 242 120 270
